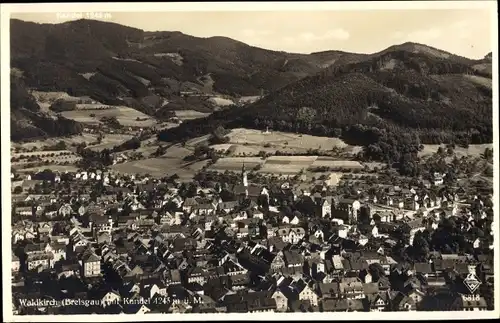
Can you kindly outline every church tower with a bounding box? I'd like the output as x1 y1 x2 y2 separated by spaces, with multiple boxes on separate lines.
242 163 248 187
242 163 248 198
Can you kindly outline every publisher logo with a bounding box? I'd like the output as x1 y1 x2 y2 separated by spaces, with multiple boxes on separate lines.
463 273 481 294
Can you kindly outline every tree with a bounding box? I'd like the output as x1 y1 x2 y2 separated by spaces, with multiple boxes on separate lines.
209 126 230 145
482 147 493 161
368 262 385 281
483 165 493 177
13 186 23 194
412 232 430 261
54 140 67 150
194 144 210 158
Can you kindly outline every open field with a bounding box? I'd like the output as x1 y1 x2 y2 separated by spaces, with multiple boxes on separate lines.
310 157 364 169
185 134 212 148
74 104 113 110
208 97 234 106
208 155 363 175
210 144 234 154
238 96 261 105
61 106 157 127
227 128 348 149
209 157 264 171
174 110 211 121
190 128 363 157
258 163 305 175
86 134 135 151
110 156 208 181
160 145 193 159
418 144 493 158
464 75 492 89
109 143 203 181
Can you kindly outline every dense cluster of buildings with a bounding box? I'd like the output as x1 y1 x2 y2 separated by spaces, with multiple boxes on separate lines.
10 164 494 314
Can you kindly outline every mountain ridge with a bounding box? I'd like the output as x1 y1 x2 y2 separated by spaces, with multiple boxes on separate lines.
10 18 493 156
157 41 492 169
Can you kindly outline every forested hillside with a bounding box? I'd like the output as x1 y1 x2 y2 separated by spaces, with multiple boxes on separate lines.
158 46 493 172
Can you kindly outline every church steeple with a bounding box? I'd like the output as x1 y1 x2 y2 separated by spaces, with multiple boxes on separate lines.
242 163 248 188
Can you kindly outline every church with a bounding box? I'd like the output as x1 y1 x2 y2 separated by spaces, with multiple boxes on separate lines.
230 164 269 204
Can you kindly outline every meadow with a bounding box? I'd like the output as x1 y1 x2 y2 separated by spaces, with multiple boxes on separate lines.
61 106 157 128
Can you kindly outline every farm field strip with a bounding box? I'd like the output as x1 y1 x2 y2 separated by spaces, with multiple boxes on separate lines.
310 160 364 168
214 157 264 163
209 154 365 175
12 150 76 158
174 110 211 120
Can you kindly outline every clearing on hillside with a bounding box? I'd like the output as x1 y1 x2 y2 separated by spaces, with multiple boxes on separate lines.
174 110 211 121
61 106 157 127
227 128 348 150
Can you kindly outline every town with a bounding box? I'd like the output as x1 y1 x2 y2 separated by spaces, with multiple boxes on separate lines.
10 145 495 314
6 5 496 318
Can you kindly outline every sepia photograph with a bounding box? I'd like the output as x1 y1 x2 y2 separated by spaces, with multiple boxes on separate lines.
1 1 498 321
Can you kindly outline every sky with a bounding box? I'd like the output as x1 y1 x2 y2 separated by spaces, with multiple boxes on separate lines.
9 5 494 59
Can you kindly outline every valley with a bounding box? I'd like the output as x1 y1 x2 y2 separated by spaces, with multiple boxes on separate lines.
9 18 493 181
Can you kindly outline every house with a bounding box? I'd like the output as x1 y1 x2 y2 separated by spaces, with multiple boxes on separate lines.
277 227 305 244
320 298 364 312
324 173 341 187
339 277 365 299
182 198 198 212
16 206 34 217
366 292 389 312
297 280 319 307
406 288 425 307
91 216 114 234
336 199 361 224
321 199 332 218
80 251 101 277
45 242 67 265
229 273 250 290
318 282 340 299
187 267 206 285
164 269 182 286
58 204 73 217
283 251 304 268
193 203 217 216
12 255 21 273
271 289 290 312
414 263 432 278
391 292 416 311
218 201 239 214
101 291 121 307
57 260 81 278
433 172 444 186
27 253 53 271
270 252 286 272
24 243 45 256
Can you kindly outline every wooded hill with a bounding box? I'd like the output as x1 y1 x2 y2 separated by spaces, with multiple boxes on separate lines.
158 45 493 169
